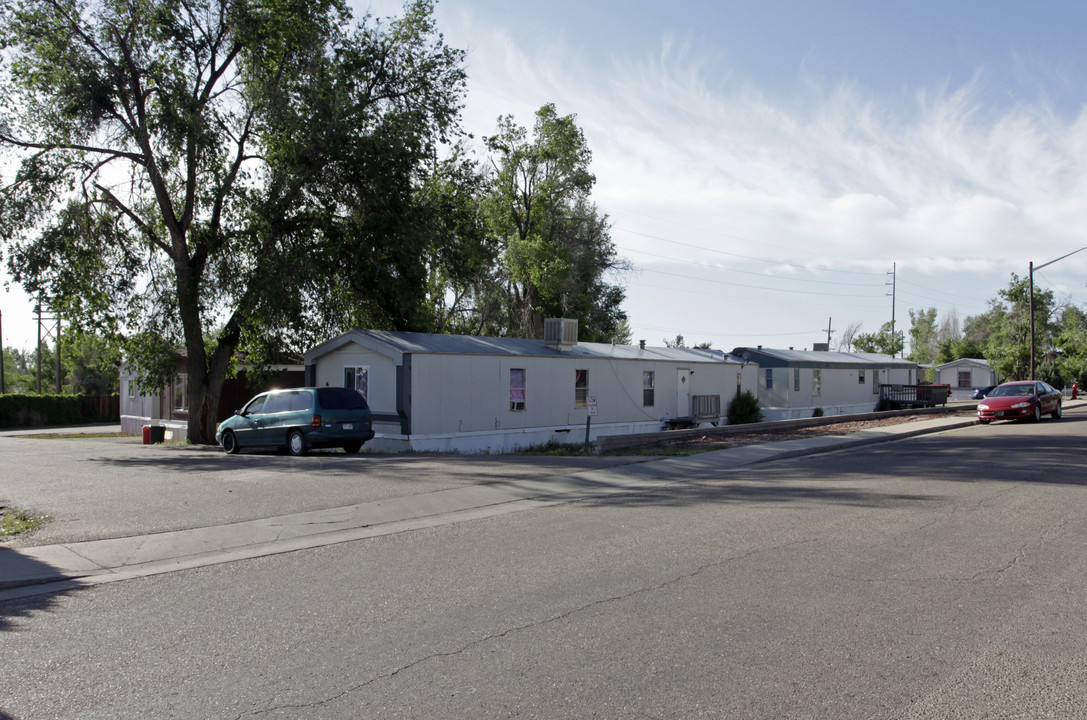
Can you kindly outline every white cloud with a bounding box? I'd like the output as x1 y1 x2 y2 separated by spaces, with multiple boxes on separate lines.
436 13 1087 348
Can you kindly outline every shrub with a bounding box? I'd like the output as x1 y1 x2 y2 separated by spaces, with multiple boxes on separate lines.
0 394 119 428
874 397 896 412
812 407 824 417
727 390 763 425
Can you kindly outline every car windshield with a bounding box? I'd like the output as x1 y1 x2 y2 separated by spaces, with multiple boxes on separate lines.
988 384 1034 397
317 387 368 410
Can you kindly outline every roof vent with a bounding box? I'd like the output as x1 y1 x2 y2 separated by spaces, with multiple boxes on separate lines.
544 318 578 351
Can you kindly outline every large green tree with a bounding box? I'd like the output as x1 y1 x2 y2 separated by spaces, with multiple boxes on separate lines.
907 306 938 379
979 274 1055 381
0 0 467 442
1053 305 1087 386
852 321 904 357
475 103 628 342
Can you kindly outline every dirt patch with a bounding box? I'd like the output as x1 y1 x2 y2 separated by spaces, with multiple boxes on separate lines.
653 414 968 453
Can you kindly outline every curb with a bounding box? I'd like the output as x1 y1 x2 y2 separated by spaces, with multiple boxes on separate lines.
0 415 979 598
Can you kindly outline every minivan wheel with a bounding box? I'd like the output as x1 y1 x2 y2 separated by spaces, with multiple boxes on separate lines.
343 441 362 454
222 430 239 454
287 429 307 456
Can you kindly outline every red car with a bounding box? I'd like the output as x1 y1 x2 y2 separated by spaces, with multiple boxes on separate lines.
976 381 1062 424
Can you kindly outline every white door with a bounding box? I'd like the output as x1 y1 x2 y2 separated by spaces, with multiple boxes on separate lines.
677 369 691 417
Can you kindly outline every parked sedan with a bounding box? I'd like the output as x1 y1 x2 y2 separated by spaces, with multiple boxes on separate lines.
976 381 1062 424
216 387 375 455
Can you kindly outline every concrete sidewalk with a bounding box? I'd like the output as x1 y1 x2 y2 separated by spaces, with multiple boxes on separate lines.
1 414 980 599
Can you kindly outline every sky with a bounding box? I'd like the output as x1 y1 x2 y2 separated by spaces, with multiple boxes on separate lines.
5 0 1087 355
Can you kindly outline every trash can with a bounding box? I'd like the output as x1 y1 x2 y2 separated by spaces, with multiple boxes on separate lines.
142 426 151 445
149 425 166 444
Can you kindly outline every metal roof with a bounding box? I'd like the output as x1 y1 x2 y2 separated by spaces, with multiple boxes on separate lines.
732 346 918 369
305 329 744 364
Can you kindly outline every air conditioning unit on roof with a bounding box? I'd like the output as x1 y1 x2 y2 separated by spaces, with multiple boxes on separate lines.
544 318 578 351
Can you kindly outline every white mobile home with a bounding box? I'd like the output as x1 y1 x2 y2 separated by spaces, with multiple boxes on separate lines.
732 347 919 420
305 320 758 453
934 358 997 400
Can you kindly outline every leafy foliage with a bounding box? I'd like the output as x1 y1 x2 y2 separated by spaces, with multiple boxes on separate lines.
852 322 904 357
0 0 469 442
473 104 629 342
727 390 763 425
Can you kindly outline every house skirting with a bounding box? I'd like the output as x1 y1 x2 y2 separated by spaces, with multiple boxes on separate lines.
368 419 667 454
761 402 878 422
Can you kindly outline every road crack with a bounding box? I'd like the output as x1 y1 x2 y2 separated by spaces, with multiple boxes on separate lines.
241 538 812 718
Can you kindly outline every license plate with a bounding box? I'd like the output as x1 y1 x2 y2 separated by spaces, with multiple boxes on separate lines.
995 411 1004 417
342 423 353 430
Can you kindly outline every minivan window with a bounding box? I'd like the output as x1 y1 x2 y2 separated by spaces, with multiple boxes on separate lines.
264 392 293 414
290 390 313 411
317 387 368 410
243 395 267 415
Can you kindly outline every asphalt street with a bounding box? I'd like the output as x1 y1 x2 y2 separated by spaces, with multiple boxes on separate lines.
2 409 1086 718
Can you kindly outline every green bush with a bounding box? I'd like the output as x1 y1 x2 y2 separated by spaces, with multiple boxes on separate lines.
727 390 764 425
0 394 120 428
812 407 824 417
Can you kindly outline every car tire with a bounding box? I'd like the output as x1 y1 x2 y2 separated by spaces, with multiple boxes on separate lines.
1032 403 1042 422
978 418 990 424
222 430 240 454
1053 402 1062 420
343 442 363 454
287 429 307 456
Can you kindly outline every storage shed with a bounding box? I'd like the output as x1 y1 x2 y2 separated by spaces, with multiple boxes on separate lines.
732 347 919 420
304 320 759 453
934 358 997 401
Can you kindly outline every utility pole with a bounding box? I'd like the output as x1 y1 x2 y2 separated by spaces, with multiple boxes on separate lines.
35 297 62 394
886 263 897 357
824 317 834 347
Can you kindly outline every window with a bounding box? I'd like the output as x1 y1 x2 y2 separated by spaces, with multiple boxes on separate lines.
510 368 526 411
873 370 879 394
265 392 294 413
957 371 971 388
858 369 866 385
794 368 800 392
575 369 589 407
344 366 369 400
318 387 367 409
812 369 822 397
643 371 655 406
290 391 313 411
173 374 188 412
127 377 136 399
765 368 773 390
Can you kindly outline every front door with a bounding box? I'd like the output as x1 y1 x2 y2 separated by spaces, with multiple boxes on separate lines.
677 368 691 418
234 394 268 446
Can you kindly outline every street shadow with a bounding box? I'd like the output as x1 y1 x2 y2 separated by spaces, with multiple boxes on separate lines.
87 447 646 477
579 418 1087 510
0 549 84 632
581 480 943 510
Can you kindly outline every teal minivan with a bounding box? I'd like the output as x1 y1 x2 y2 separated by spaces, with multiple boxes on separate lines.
216 387 375 455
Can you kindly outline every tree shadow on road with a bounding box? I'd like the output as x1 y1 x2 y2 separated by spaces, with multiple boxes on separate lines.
578 419 1087 510
0 549 85 632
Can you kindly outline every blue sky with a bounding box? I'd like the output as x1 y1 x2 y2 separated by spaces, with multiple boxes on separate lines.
4 0 1087 354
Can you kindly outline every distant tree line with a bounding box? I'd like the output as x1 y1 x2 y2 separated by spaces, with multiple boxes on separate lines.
844 274 1086 388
